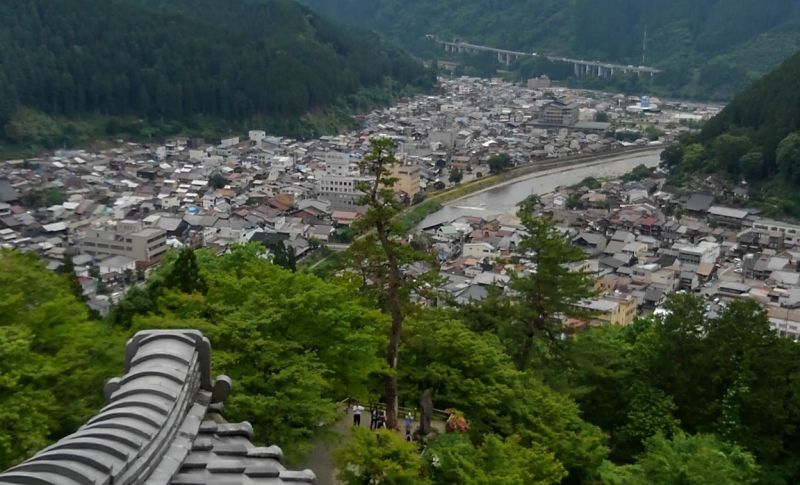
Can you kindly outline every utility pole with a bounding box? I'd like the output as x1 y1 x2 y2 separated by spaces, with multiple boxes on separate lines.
641 24 648 66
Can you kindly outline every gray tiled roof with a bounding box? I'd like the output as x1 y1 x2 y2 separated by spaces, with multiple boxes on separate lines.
0 330 316 485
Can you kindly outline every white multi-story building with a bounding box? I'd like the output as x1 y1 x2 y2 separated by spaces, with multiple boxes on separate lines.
77 220 167 266
463 242 497 260
249 130 266 146
752 219 800 247
676 241 720 267
314 151 372 206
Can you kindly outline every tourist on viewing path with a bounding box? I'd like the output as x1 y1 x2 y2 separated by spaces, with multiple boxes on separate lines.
352 403 364 426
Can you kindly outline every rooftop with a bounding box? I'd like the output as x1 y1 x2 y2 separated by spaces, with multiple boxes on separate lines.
132 227 166 238
708 205 749 219
0 330 316 485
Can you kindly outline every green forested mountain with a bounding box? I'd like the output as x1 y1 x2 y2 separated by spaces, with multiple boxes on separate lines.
663 50 800 216
0 0 433 147
299 0 800 99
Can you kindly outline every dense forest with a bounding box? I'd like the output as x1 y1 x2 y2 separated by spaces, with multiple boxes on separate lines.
5 149 800 483
0 0 433 150
3 242 797 483
663 50 800 217
300 0 800 100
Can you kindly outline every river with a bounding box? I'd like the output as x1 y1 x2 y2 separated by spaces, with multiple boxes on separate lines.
418 149 663 229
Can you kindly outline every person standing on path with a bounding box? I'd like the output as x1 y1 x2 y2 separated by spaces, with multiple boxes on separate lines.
404 412 414 440
352 403 364 426
377 410 386 429
369 406 379 430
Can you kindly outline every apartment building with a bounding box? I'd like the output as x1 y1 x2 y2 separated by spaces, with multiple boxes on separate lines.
390 163 421 200
78 220 167 266
315 151 372 206
577 295 638 326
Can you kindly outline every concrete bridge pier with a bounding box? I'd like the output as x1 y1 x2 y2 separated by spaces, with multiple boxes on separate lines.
498 52 513 66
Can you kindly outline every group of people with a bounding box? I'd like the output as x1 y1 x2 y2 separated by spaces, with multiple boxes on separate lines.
352 403 416 441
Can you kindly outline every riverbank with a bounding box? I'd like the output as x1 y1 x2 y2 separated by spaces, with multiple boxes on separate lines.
401 146 663 231
301 146 663 276
418 148 662 229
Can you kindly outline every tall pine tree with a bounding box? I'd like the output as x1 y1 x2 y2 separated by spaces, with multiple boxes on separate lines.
508 196 596 368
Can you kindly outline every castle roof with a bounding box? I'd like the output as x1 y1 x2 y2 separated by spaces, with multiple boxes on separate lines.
0 330 316 485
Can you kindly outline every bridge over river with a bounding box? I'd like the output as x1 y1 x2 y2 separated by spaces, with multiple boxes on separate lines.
428 35 661 77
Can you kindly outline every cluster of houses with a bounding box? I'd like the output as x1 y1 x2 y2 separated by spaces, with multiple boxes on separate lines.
0 76 724 314
420 170 800 339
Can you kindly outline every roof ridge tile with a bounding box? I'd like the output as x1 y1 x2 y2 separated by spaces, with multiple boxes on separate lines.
0 330 317 485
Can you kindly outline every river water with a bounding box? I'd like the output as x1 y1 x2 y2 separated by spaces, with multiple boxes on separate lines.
418 149 662 229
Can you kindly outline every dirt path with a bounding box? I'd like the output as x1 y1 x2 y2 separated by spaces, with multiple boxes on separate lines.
301 405 446 484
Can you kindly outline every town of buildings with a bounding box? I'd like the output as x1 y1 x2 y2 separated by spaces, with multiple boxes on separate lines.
0 76 723 319
422 172 800 340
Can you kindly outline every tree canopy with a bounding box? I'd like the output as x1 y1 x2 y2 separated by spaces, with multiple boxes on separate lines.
424 433 566 485
6 230 800 482
600 432 759 485
668 49 800 217
0 250 121 469
488 153 513 174
335 428 428 485
507 196 596 367
0 0 434 148
127 244 389 462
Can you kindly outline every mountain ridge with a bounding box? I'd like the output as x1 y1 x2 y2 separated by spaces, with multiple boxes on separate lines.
299 0 800 99
0 0 433 150
663 49 800 217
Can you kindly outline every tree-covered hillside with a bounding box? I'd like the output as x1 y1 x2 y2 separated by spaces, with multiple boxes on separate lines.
299 0 800 99
6 241 800 482
0 0 433 149
663 50 800 217
0 251 122 467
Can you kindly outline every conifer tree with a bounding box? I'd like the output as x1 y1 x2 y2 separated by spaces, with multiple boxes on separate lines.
509 196 595 368
348 138 437 429
163 248 207 294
